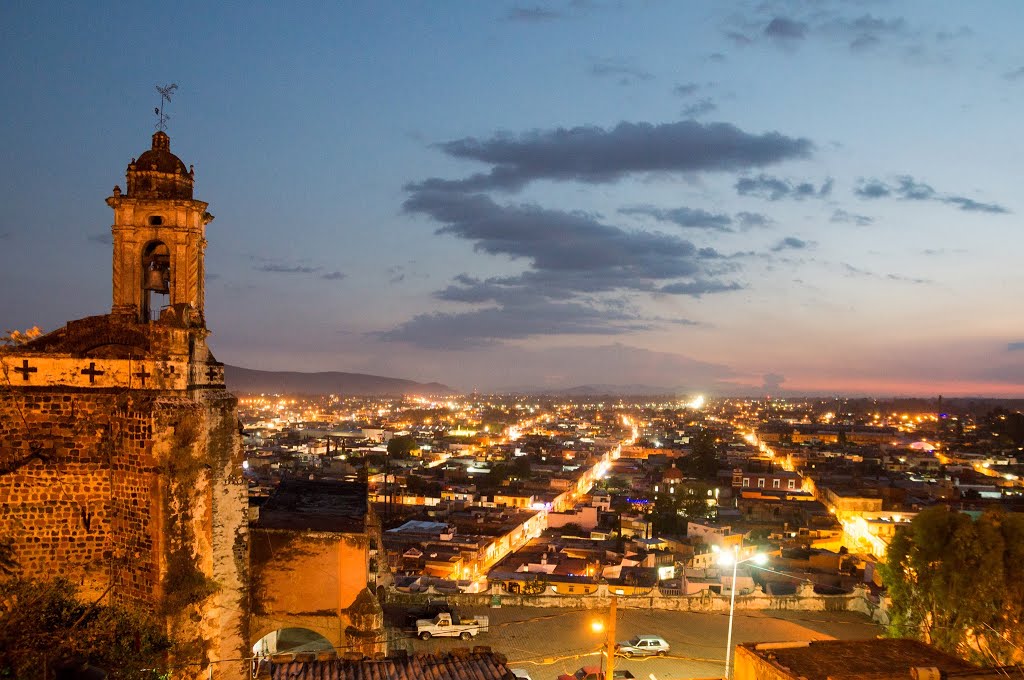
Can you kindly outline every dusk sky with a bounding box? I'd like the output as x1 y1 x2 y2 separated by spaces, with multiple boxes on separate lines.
2 1 1023 396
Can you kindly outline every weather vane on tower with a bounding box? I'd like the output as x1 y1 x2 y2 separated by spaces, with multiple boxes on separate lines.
154 83 178 132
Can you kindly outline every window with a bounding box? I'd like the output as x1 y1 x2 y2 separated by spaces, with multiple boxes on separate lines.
742 478 750 487
773 479 781 488
149 215 163 226
788 479 796 489
757 478 765 488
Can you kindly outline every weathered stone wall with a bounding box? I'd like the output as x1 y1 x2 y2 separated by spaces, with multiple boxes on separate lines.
388 582 878 617
0 389 165 603
0 385 250 679
202 388 251 680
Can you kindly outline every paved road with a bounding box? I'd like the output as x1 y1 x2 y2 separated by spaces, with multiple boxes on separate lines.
391 606 882 680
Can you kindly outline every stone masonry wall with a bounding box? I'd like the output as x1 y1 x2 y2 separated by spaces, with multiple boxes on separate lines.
0 385 251 680
0 389 164 603
199 389 251 680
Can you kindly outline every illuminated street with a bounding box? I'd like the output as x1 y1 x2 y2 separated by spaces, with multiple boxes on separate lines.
397 606 882 679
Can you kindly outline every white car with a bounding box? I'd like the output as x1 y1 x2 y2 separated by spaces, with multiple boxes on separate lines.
615 635 670 658
511 669 534 680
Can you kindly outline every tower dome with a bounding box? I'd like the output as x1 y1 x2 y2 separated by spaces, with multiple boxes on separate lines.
125 131 194 199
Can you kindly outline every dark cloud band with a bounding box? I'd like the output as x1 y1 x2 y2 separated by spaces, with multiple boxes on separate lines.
409 120 813 193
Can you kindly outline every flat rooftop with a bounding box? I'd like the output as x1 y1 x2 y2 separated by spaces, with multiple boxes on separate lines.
256 479 368 532
738 638 976 680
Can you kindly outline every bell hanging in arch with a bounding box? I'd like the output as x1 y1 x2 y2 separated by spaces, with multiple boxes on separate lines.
144 265 170 293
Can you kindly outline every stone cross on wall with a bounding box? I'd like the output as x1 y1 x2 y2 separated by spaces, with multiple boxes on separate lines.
80 362 105 384
13 359 37 381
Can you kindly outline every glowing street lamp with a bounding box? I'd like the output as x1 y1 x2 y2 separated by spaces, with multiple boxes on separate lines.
589 597 617 680
714 545 768 680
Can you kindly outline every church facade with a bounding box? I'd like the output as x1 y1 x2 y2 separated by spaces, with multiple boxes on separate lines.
0 131 249 678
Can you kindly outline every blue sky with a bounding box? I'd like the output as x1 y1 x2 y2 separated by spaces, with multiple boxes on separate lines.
2 1 1023 395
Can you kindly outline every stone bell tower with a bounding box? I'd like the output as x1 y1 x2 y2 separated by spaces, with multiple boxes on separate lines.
0 129 250 679
108 130 212 325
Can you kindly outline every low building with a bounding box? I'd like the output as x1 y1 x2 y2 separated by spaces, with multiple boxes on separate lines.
734 638 984 680
250 479 385 658
267 651 513 680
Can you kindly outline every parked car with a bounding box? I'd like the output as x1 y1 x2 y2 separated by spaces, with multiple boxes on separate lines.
511 669 534 680
557 666 635 680
615 635 670 658
416 612 489 640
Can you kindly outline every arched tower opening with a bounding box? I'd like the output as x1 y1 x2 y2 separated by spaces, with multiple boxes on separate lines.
141 240 171 321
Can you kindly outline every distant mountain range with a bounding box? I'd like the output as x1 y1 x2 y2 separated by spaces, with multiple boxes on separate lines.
507 383 688 397
224 365 456 396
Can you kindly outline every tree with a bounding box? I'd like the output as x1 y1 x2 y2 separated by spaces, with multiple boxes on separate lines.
680 430 719 480
0 578 172 679
881 506 1024 665
386 434 418 458
983 408 1024 448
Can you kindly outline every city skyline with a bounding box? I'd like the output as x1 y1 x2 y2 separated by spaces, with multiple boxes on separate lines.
2 1 1023 396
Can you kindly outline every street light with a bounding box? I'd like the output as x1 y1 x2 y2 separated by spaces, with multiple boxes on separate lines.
714 545 767 680
590 596 617 680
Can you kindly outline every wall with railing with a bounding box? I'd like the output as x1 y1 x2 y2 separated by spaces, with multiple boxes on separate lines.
387 582 891 624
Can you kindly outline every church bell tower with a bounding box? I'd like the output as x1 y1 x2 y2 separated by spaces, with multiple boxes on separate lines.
106 130 213 325
0 119 249 678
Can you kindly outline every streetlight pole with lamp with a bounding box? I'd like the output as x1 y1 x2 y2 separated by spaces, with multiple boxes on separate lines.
590 595 617 680
714 545 768 680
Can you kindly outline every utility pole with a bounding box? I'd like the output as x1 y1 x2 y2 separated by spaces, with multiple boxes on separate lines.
605 595 617 680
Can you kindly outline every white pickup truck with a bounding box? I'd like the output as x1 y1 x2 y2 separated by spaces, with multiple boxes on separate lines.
416 612 490 640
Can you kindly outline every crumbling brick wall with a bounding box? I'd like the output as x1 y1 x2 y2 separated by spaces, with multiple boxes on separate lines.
0 386 250 679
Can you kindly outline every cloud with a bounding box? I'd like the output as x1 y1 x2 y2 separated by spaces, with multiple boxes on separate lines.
920 248 966 257
388 190 746 347
841 262 930 284
504 5 562 22
1005 66 1024 81
725 31 753 46
942 196 1010 214
681 98 717 118
87 232 112 245
256 263 320 274
589 59 653 85
620 205 733 232
736 212 771 228
1009 342 1024 352
620 205 771 233
410 120 814 193
854 179 890 199
849 34 880 51
764 17 807 41
855 175 1010 214
658 280 742 296
376 299 648 349
830 209 873 226
885 273 930 284
894 176 935 200
771 237 809 252
322 271 347 280
404 191 733 293
735 174 832 201
762 373 785 392
823 14 908 51
673 82 700 97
